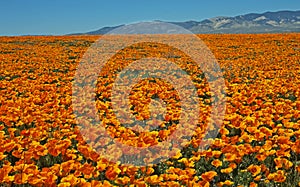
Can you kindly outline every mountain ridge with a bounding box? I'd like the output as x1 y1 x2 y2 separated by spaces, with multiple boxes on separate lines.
68 10 300 35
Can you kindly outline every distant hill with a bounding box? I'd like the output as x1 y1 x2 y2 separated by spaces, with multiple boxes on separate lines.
69 10 300 35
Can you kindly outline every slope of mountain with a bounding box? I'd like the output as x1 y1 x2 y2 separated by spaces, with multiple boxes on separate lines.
69 10 300 35
190 10 300 33
70 25 124 35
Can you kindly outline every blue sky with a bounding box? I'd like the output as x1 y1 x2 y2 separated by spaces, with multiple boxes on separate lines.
0 0 299 36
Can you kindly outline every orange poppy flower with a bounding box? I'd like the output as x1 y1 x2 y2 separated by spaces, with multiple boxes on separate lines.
58 182 71 187
211 159 222 168
250 182 258 187
247 164 261 177
273 170 286 183
105 166 121 180
217 180 234 186
221 167 233 174
274 157 293 169
201 171 217 182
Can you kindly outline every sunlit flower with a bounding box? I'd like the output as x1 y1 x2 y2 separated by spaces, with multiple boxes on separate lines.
201 171 217 182
211 159 222 168
247 164 261 177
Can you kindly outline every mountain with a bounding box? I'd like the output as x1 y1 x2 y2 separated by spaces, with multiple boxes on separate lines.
70 25 125 35
69 10 300 35
189 10 300 33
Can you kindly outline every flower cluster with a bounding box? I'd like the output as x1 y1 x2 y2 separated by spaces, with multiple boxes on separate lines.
0 34 299 186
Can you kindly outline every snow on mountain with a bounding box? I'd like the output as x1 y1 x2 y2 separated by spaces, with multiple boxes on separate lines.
254 16 267 21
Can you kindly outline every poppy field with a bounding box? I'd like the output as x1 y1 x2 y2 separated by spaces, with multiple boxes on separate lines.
0 33 299 186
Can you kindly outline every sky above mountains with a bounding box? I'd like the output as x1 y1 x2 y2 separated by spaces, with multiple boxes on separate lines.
0 0 299 36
